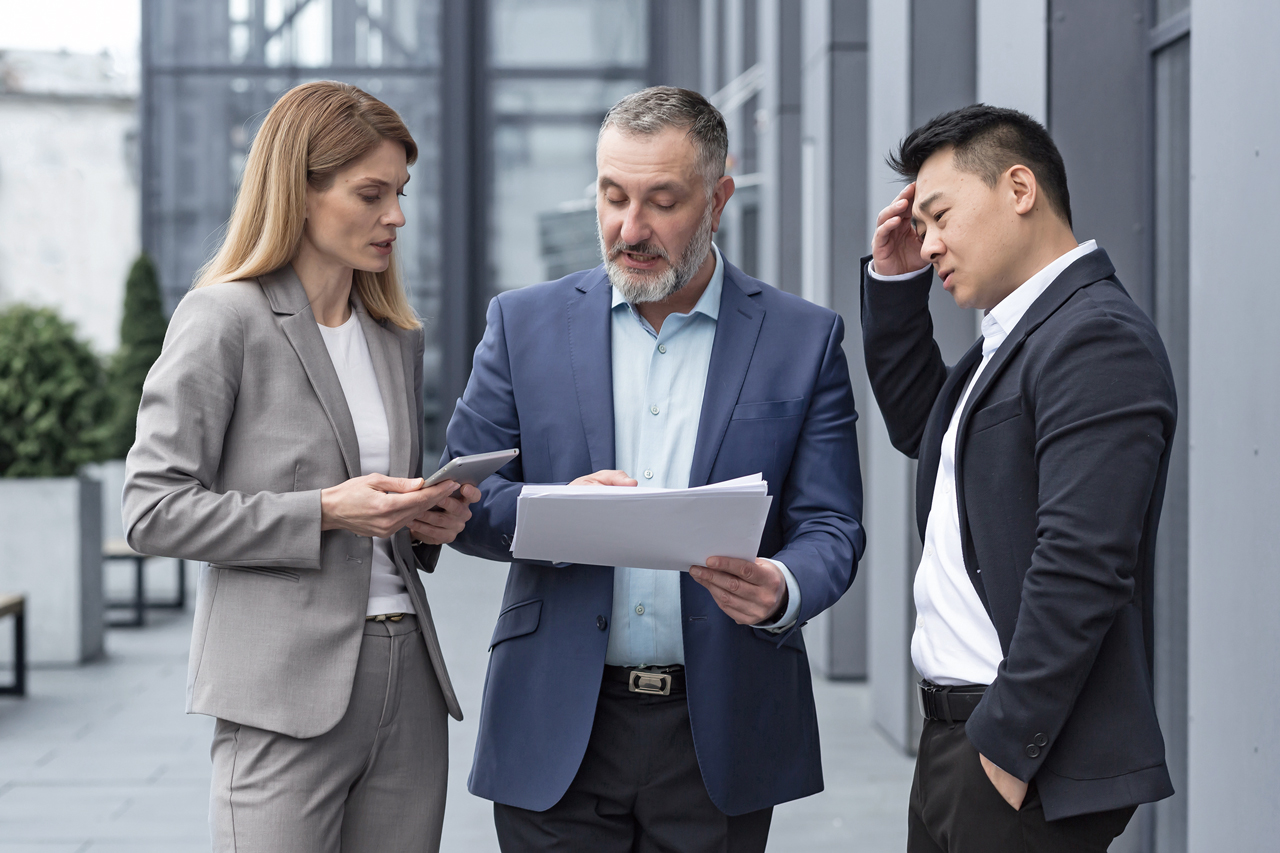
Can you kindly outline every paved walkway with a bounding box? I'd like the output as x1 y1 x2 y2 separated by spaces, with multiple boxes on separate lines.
0 549 914 851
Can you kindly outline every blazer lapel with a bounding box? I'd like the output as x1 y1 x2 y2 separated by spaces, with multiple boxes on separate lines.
956 249 1118 435
354 297 411 479
688 264 764 489
567 269 616 472
265 266 361 480
948 249 1119 614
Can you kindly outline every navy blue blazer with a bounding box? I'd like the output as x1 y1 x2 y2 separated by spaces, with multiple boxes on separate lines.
445 261 865 815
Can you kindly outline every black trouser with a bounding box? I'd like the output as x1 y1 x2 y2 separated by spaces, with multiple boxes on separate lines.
908 719 1136 853
494 674 772 853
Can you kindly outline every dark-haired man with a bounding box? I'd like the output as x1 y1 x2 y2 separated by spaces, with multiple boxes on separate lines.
447 87 864 852
862 104 1176 852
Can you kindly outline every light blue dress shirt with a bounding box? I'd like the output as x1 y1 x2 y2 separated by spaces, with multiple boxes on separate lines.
605 246 801 667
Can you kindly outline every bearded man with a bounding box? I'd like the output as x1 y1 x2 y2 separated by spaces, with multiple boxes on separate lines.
442 87 865 852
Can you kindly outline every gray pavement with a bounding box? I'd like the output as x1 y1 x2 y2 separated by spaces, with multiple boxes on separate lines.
0 549 914 851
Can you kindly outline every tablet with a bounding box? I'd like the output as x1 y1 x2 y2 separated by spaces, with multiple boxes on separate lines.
422 449 519 489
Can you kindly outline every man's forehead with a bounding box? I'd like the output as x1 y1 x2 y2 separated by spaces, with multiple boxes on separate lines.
597 126 699 181
911 152 967 221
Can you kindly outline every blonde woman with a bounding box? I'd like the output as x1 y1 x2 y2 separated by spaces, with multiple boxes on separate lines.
123 81 475 852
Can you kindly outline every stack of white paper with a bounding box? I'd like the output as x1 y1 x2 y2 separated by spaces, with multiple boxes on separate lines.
511 474 772 572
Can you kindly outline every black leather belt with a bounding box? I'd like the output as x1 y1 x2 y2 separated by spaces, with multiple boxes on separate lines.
604 665 686 696
918 679 987 723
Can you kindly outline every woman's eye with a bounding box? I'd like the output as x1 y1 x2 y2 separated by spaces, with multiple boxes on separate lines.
361 195 380 203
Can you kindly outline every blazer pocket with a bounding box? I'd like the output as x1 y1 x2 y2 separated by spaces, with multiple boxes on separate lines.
968 393 1023 434
209 563 301 583
731 397 807 420
489 598 543 649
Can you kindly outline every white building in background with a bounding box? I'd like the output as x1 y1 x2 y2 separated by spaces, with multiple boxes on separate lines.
0 49 139 355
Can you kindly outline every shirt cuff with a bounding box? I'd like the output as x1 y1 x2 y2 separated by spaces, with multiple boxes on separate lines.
754 559 801 632
868 260 931 282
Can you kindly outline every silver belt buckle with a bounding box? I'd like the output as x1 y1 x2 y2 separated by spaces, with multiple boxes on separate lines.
628 669 671 696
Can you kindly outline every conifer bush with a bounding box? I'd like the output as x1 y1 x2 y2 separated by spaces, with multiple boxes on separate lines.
105 253 168 458
0 305 113 477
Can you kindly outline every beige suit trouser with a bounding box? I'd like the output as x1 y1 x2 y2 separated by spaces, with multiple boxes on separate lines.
210 615 448 852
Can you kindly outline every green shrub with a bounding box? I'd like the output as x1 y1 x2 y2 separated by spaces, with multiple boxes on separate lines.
105 253 168 458
0 304 113 477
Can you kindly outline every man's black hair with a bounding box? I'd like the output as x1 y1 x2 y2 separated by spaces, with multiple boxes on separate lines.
888 104 1073 228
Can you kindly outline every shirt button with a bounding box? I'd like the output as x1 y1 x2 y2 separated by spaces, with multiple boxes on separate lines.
925 545 934 557
643 470 653 479
635 604 645 615
658 344 667 354
650 404 660 415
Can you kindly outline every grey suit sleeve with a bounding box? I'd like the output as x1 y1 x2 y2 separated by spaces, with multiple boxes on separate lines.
122 288 323 569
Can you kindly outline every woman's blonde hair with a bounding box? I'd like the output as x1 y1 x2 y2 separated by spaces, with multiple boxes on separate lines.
193 81 421 330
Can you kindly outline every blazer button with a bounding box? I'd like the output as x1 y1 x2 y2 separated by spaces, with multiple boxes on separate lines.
501 534 512 547
1033 733 1048 747
1026 744 1041 759
596 615 608 631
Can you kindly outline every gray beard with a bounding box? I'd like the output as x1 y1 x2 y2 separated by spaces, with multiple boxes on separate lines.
599 203 715 304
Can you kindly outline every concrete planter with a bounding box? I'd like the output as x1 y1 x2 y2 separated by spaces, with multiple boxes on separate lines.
0 476 103 665
82 459 127 541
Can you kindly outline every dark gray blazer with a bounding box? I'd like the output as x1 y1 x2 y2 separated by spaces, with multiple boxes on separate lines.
861 249 1176 821
123 266 461 737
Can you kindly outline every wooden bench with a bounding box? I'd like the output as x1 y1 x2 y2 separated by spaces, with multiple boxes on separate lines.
0 593 25 697
103 539 186 628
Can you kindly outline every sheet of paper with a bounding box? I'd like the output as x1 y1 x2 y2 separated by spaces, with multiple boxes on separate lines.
511 475 772 572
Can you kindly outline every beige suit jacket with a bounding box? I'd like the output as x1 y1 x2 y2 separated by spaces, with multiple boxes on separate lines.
123 266 461 738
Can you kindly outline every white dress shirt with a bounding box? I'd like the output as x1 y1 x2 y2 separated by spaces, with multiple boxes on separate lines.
871 240 1098 685
318 312 415 617
605 246 801 667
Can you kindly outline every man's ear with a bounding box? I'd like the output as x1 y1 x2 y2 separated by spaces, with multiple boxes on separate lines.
710 175 736 233
1007 165 1038 216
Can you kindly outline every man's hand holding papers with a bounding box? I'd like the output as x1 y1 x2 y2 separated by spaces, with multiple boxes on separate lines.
689 556 786 625
512 472 784 624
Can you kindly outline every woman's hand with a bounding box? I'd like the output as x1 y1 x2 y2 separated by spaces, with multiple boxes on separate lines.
321 474 459 539
408 484 481 546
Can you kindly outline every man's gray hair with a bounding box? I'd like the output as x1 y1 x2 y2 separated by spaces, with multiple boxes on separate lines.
599 86 729 195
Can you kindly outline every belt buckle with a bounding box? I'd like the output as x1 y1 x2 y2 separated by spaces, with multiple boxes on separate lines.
628 669 671 696
918 680 953 723
369 613 405 623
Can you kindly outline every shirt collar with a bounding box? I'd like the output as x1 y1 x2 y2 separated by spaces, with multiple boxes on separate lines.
981 240 1098 358
611 244 724 324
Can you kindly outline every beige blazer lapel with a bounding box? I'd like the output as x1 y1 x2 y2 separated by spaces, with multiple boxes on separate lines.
353 296 410 479
264 266 361 480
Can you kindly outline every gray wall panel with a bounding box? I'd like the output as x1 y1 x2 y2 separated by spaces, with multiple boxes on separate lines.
865 0 916 752
1186 2 1280 850
1048 0 1151 312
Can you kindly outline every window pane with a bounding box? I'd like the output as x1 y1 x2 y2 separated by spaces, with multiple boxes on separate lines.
490 123 602 290
490 0 648 68
494 78 644 116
